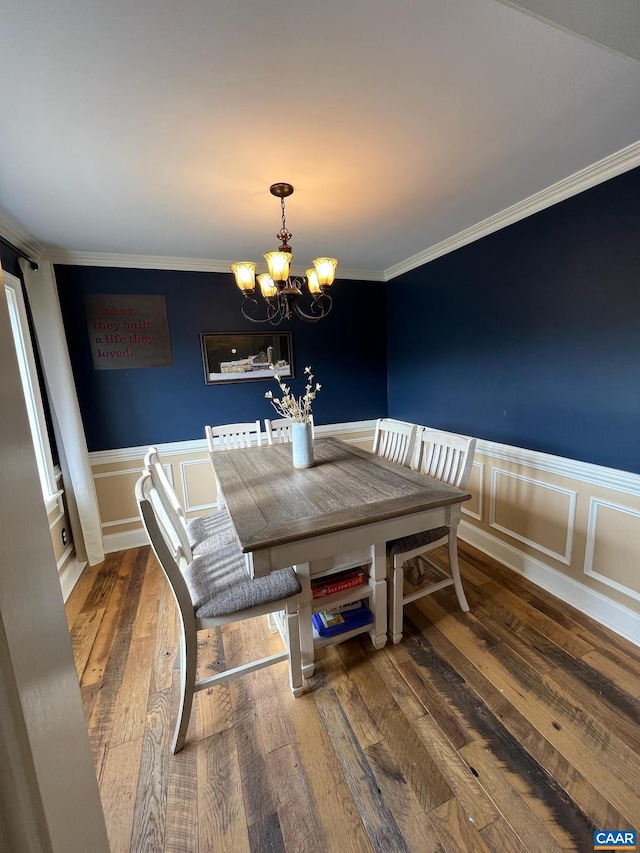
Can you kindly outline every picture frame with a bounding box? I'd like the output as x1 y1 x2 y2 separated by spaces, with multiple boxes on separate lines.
200 331 294 385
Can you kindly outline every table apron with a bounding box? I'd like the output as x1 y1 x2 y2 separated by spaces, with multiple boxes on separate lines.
244 502 462 577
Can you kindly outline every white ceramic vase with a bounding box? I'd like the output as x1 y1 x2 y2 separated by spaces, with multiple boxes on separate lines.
291 421 314 469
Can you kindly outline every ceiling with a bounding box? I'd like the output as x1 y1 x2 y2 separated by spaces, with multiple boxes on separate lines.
1 0 639 279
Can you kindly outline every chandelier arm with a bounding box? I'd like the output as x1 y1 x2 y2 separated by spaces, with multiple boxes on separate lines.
241 297 272 324
266 300 285 326
291 293 333 322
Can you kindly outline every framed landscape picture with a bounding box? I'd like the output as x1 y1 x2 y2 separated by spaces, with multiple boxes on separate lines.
200 331 294 385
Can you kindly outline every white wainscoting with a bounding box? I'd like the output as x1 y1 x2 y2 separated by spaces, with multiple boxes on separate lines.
489 468 577 566
584 497 640 604
460 520 640 647
91 420 640 646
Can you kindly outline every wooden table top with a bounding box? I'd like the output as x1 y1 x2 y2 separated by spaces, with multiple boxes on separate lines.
212 437 471 554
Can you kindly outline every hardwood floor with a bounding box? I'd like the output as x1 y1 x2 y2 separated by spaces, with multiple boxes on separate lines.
66 543 640 852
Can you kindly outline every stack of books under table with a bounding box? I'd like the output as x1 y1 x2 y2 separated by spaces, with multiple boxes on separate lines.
310 567 373 638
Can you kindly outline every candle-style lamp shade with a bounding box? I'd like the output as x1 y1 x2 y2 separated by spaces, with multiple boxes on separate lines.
231 262 256 293
257 273 278 299
313 258 339 286
306 269 322 295
265 251 292 282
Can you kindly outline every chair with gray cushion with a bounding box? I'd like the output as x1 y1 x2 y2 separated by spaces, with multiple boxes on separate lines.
388 428 476 643
136 471 303 753
144 446 232 556
372 418 416 466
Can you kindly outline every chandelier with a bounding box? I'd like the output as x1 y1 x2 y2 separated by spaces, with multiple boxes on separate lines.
231 183 338 325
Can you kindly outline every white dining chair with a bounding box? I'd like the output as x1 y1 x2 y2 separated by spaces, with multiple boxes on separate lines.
144 446 233 557
372 418 417 466
388 427 476 643
205 421 262 451
264 415 315 445
204 421 262 509
136 470 303 753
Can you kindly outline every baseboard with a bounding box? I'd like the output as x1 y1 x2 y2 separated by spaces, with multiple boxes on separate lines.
459 520 640 648
103 528 149 554
58 554 87 602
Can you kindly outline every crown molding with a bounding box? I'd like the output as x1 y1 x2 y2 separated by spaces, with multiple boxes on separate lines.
6 140 639 281
43 250 385 281
0 208 46 259
384 139 640 281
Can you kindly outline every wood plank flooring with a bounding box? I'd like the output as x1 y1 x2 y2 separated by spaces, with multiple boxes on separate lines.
66 543 640 852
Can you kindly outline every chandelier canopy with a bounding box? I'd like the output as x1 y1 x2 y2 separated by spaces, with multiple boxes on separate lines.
231 183 338 325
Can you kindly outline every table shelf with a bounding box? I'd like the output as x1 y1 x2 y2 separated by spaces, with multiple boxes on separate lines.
312 619 373 649
311 583 371 615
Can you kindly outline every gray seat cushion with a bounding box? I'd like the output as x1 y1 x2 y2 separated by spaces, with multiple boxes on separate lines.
186 510 234 553
184 537 301 619
387 526 449 557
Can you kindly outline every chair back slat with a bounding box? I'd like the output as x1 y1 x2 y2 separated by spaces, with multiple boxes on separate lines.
265 415 315 445
144 446 193 561
413 428 476 488
372 418 416 466
205 421 262 452
136 473 195 616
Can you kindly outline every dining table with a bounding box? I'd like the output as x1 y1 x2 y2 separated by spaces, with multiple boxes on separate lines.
213 436 471 675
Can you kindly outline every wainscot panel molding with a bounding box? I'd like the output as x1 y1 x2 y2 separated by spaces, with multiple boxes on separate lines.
460 520 640 648
456 435 640 646
385 139 640 280
489 468 577 566
584 498 640 603
180 458 217 514
462 461 484 521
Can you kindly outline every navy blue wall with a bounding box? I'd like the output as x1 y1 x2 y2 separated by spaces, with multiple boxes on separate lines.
56 267 387 451
387 167 640 474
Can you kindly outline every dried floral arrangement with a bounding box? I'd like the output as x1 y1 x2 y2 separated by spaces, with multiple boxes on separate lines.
265 364 321 423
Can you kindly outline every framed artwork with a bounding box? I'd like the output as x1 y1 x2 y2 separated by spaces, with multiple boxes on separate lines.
200 331 294 385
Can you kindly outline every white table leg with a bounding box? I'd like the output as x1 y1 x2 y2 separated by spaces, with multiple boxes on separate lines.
294 562 315 677
369 542 387 649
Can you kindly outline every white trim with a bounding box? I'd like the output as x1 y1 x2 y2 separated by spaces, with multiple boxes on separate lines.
58 554 86 602
459 520 640 648
101 516 140 529
584 498 640 604
103 528 149 553
44 250 384 281
385 140 640 280
179 458 217 513
4 142 640 285
56 543 74 572
489 468 576 565
4 272 59 504
474 437 640 497
93 466 143 479
45 489 64 516
462 461 485 521
0 208 45 259
48 508 64 530
88 419 378 466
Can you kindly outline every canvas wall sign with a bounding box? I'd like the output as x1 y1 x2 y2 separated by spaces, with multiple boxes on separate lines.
84 294 173 370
